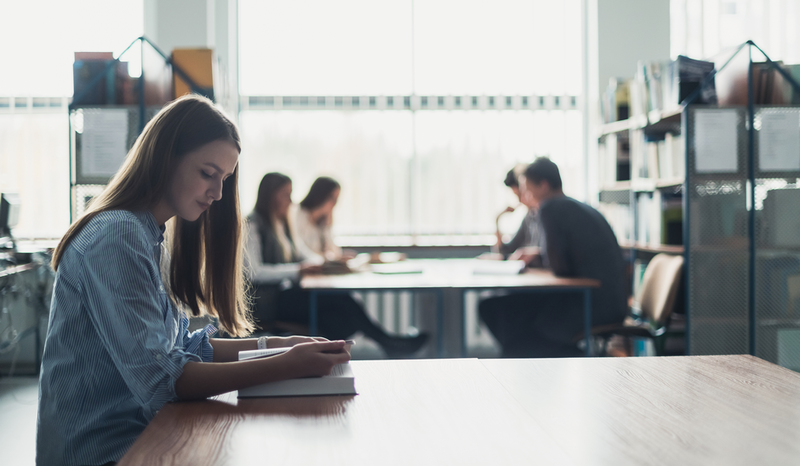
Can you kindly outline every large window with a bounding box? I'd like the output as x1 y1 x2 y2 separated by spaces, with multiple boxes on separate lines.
671 0 800 62
239 0 584 243
0 1 143 239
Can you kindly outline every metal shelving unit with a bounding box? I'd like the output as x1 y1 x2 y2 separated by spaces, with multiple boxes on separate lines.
68 36 211 222
598 41 800 368
682 42 800 371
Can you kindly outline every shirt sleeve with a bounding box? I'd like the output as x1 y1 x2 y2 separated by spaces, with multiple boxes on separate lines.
293 230 324 265
500 216 530 257
323 224 342 258
179 314 216 363
243 220 302 283
81 218 202 410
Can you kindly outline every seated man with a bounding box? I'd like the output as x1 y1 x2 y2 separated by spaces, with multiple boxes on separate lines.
493 164 542 259
479 157 627 357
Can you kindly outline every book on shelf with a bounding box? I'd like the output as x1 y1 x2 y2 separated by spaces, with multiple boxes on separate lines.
630 66 648 119
599 133 616 187
660 133 685 180
718 60 800 106
73 52 137 106
598 202 633 244
237 348 357 398
630 130 648 179
631 56 716 116
601 77 632 124
646 140 660 180
669 55 718 107
636 60 671 116
634 189 683 247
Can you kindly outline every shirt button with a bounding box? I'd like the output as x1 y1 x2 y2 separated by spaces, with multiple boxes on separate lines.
155 354 162 361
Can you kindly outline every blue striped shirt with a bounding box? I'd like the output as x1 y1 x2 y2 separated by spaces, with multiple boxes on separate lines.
36 210 216 466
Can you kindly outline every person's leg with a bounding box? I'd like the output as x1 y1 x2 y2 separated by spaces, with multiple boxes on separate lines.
479 292 584 358
479 294 544 357
275 289 428 356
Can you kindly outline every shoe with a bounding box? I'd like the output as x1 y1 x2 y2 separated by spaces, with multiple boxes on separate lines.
379 333 429 358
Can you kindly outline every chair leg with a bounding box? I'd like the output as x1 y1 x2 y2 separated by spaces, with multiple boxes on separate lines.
654 335 666 356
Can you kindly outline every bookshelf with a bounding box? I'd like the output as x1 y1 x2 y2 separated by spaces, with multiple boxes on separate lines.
68 37 212 222
598 41 800 371
597 108 685 253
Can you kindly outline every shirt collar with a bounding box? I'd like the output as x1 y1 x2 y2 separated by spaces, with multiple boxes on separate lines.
133 210 166 246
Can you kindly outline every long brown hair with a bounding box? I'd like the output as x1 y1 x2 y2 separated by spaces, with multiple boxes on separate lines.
254 172 292 223
253 172 294 261
52 94 254 337
299 176 340 211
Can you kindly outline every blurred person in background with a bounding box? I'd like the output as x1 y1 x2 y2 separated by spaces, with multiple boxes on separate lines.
479 158 627 358
245 172 428 357
489 164 542 260
295 176 355 261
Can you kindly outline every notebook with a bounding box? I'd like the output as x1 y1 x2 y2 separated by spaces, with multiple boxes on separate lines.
237 348 356 398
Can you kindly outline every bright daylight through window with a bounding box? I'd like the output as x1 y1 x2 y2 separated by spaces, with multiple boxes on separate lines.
238 0 583 245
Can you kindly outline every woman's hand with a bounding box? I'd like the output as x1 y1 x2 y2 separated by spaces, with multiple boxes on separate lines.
282 341 351 378
268 335 327 348
496 206 516 224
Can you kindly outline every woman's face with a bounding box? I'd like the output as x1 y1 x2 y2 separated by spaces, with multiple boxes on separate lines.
273 182 293 219
317 187 340 217
161 140 239 224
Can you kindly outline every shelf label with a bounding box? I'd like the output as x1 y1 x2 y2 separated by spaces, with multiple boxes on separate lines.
694 109 739 174
758 111 800 172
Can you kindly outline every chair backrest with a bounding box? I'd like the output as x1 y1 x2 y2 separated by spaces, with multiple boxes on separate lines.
637 253 684 328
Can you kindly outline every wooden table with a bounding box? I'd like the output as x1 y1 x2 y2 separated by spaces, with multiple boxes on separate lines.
119 355 800 466
301 259 600 356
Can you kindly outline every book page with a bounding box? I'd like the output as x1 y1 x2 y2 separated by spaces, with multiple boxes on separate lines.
759 111 800 171
694 109 738 173
238 347 291 361
80 109 129 178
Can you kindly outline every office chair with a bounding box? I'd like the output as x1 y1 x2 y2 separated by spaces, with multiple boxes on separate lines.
573 253 685 356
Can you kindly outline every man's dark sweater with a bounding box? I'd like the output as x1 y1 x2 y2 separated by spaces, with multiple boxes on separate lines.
539 196 627 326
479 195 627 357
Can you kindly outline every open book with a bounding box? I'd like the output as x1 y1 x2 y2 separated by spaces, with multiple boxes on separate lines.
237 348 356 398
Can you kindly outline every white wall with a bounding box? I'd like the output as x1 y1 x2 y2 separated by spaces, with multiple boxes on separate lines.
597 0 671 94
585 0 671 204
143 0 239 119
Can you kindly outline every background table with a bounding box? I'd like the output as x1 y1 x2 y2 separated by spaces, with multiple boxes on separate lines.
120 355 800 466
301 259 600 356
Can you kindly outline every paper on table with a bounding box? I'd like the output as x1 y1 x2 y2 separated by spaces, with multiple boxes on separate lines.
759 111 800 171
80 109 129 178
472 260 526 275
694 109 739 174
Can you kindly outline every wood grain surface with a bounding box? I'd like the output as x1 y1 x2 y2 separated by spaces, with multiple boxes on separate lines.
119 359 572 466
481 355 800 466
120 355 800 466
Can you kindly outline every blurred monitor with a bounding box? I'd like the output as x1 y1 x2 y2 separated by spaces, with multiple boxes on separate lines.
0 193 20 236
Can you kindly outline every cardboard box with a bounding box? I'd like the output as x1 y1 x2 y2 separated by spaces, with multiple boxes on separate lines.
171 48 214 100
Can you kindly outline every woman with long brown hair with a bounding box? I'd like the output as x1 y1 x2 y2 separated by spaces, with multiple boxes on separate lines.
37 95 350 466
245 172 428 356
295 176 347 259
